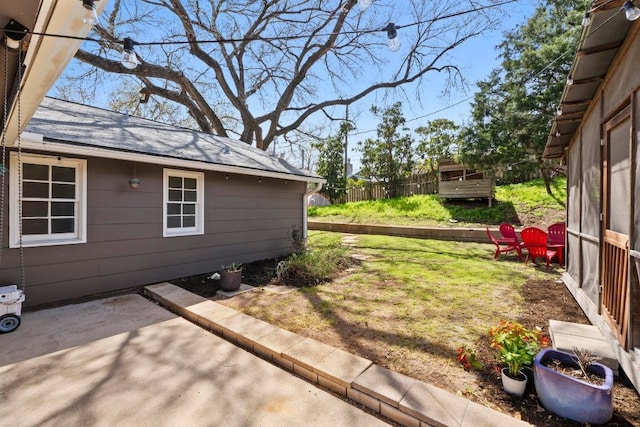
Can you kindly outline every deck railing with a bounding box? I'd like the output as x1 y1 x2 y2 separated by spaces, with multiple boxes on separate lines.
601 229 629 348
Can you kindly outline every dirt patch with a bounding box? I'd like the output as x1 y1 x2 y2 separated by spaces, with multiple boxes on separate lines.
172 259 640 427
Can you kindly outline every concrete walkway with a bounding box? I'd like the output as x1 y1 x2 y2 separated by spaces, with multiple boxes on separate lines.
144 283 532 427
0 294 389 426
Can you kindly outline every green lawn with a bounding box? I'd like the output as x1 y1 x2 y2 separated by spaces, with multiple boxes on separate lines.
221 231 560 391
308 177 566 226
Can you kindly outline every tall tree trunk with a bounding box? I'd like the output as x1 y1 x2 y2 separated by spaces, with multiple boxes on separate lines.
540 165 553 196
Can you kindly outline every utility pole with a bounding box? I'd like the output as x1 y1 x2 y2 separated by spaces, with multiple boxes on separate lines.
344 105 349 180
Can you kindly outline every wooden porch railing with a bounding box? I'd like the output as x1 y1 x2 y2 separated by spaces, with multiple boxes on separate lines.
601 230 630 348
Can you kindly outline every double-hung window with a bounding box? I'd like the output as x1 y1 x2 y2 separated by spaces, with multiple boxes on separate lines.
9 153 87 247
163 168 204 237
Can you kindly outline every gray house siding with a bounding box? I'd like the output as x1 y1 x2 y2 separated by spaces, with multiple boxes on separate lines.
1 152 306 307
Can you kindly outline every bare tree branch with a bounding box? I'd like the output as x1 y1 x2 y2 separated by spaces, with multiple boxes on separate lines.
61 0 502 151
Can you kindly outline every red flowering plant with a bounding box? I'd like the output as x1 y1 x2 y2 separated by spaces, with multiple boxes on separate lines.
456 345 483 371
489 320 550 378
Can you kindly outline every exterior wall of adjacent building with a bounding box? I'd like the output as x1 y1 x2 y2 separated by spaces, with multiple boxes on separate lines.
563 28 640 392
0 151 306 307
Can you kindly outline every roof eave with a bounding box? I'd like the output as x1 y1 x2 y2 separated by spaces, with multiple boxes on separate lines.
2 0 108 144
543 0 634 159
19 133 325 183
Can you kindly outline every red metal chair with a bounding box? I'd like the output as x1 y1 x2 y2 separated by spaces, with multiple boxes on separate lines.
521 227 559 267
547 222 566 266
486 226 523 261
499 223 525 261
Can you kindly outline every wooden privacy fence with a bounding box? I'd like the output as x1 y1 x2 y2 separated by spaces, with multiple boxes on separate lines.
344 175 436 202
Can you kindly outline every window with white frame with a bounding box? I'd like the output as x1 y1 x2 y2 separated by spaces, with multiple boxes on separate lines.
9 153 87 247
163 168 204 237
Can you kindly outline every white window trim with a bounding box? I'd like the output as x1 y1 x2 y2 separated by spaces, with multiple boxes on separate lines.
9 153 87 248
163 168 205 237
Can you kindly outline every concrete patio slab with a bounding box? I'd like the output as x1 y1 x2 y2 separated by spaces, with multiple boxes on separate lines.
549 319 619 372
0 293 175 366
217 283 255 298
0 294 390 427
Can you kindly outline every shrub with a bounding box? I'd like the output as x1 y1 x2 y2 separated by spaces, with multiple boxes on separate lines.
276 243 353 287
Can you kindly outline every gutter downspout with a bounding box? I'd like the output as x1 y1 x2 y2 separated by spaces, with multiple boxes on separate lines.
303 181 324 239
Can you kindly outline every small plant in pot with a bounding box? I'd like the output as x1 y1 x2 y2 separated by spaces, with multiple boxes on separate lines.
489 320 549 396
219 263 243 291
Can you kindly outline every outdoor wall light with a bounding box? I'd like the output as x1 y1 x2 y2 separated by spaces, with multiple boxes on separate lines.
622 0 640 21
385 23 401 52
121 37 140 69
81 0 99 26
129 163 141 189
3 19 28 50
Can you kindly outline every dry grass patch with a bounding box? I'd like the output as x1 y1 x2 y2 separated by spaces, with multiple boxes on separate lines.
219 232 556 394
194 231 640 426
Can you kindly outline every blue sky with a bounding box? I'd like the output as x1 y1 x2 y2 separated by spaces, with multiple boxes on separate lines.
341 0 540 171
52 0 541 172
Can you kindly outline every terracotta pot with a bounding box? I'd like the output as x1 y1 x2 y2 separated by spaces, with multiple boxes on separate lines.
533 348 613 425
220 269 242 291
501 368 527 396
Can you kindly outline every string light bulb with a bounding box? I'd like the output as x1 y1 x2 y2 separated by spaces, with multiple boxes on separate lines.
555 130 561 137
385 23 401 52
556 106 563 116
121 37 140 69
81 0 99 26
566 75 573 85
622 0 640 21
581 12 591 26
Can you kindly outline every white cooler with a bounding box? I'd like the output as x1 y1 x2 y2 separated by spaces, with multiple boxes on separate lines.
0 284 25 333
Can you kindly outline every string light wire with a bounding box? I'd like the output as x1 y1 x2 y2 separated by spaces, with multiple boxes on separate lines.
6 0 518 48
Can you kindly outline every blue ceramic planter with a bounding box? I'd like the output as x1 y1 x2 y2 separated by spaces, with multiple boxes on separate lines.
534 348 613 424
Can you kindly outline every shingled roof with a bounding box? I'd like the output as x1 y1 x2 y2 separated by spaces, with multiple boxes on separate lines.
24 97 322 182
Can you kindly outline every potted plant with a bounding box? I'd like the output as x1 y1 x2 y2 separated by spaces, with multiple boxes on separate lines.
489 320 548 396
533 347 613 424
220 263 243 291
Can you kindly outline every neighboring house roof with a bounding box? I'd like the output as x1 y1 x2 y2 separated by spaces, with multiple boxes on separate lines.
23 97 323 183
544 0 635 159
